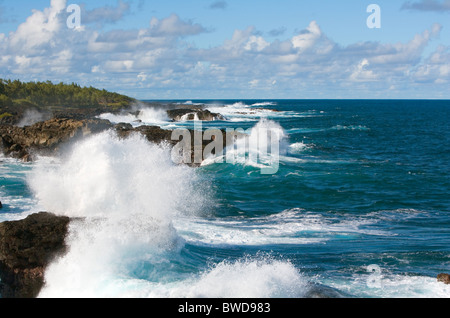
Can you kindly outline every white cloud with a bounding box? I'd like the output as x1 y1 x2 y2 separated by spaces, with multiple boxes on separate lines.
291 21 322 51
245 36 269 52
148 14 205 37
249 79 259 88
8 0 66 53
411 45 450 83
369 23 441 65
350 59 378 82
0 1 448 98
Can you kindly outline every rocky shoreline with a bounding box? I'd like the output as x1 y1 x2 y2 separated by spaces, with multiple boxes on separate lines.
0 103 233 297
0 104 226 163
0 117 113 161
0 213 70 298
1 103 449 298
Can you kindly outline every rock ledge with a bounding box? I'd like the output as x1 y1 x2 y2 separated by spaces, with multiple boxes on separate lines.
0 212 70 298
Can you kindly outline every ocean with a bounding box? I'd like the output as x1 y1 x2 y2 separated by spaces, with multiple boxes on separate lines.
1 99 449 298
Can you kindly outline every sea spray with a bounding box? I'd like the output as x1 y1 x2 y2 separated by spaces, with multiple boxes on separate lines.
17 109 52 127
190 256 307 298
98 106 169 126
28 130 208 297
201 119 288 174
26 128 309 298
152 256 309 298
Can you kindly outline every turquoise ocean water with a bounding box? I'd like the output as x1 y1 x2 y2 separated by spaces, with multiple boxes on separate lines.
1 99 449 298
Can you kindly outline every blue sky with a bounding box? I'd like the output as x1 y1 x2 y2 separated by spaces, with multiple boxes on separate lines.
0 0 449 99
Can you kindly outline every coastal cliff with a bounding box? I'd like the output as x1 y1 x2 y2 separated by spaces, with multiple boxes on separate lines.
0 118 113 161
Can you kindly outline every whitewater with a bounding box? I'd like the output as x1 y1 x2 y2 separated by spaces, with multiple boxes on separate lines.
1 99 449 298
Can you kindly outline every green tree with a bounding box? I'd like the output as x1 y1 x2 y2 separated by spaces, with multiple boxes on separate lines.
0 94 12 107
0 78 135 109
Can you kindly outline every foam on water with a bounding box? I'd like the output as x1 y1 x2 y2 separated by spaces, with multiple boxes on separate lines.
288 142 314 154
250 102 277 107
177 101 204 106
28 131 206 219
176 208 390 247
98 107 170 126
205 101 309 122
27 130 304 298
327 273 450 298
331 125 370 131
27 130 209 297
38 254 309 298
105 255 309 298
2 99 447 298
156 256 309 298
202 119 288 172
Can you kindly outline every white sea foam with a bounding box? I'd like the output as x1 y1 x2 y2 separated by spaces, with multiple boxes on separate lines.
103 255 310 298
98 107 169 126
37 254 309 298
177 101 204 106
175 208 389 247
250 102 277 107
331 125 370 131
205 101 305 122
154 256 309 298
287 125 369 135
202 119 288 174
28 131 208 298
288 142 314 154
24 129 313 298
328 272 450 298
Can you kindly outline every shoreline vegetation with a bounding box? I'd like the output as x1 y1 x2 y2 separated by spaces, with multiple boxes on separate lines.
0 79 135 124
0 79 225 163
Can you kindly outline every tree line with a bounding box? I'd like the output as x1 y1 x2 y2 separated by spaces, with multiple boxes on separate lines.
0 79 135 110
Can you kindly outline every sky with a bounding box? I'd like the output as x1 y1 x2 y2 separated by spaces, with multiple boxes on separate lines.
0 0 449 99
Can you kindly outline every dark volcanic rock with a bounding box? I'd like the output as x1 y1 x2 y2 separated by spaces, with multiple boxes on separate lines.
0 212 70 298
113 123 235 166
135 125 177 145
304 283 352 298
114 123 176 146
167 108 225 122
437 273 450 284
0 117 113 161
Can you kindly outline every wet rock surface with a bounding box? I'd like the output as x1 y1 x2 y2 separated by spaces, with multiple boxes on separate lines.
167 108 225 121
0 212 70 298
0 118 113 161
437 273 450 284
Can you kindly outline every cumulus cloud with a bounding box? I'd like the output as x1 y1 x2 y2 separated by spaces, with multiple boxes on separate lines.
0 0 448 98
402 0 450 12
0 0 207 80
7 0 66 53
189 21 448 95
411 45 450 83
148 14 206 37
